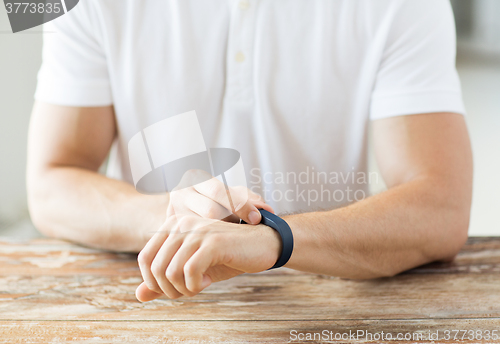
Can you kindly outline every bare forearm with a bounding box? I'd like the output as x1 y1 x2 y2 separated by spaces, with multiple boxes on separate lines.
284 176 470 279
28 167 168 252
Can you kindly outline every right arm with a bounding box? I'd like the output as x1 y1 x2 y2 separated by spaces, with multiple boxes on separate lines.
27 101 168 252
28 4 266 252
27 102 267 252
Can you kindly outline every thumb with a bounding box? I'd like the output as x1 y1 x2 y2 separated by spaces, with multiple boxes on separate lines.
238 202 275 225
136 282 163 302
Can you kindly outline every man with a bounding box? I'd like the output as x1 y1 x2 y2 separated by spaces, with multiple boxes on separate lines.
27 0 472 302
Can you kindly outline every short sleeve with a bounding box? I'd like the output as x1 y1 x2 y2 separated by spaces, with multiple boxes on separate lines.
34 1 112 106
370 0 466 120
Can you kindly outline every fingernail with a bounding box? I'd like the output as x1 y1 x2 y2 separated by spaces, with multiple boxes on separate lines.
248 211 260 224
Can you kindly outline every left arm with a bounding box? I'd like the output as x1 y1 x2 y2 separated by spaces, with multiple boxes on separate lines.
136 112 473 300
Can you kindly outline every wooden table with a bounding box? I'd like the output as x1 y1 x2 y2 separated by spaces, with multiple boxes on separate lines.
1 237 499 343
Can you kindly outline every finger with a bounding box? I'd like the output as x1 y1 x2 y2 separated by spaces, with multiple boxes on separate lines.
184 245 215 294
167 202 199 218
247 192 275 213
192 176 232 210
254 202 275 214
231 199 275 225
151 226 186 299
136 282 163 302
245 190 275 213
188 192 232 220
167 188 202 218
227 188 275 224
165 238 202 297
174 169 213 191
137 220 173 294
194 178 272 224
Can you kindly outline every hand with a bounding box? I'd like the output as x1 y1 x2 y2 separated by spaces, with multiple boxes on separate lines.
167 169 274 225
136 215 281 302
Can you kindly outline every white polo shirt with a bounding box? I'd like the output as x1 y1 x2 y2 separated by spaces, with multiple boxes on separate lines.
35 0 465 214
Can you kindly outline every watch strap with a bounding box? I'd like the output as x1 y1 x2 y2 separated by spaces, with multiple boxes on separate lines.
241 209 294 270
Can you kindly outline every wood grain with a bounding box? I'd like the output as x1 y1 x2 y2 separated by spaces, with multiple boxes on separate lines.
1 237 499 343
1 319 500 344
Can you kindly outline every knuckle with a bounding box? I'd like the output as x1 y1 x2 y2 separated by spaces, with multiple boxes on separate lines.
184 169 196 178
177 216 194 231
165 266 181 283
169 187 180 198
179 169 197 185
174 221 188 235
163 215 179 231
150 262 165 279
202 238 219 254
183 262 197 279
137 250 152 268
176 216 187 228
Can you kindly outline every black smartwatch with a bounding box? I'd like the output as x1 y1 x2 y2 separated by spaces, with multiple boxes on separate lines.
241 209 294 270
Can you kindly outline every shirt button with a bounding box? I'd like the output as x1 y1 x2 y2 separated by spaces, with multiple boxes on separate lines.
238 1 250 10
235 52 246 63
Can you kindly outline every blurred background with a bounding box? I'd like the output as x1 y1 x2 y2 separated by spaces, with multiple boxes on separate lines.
0 0 499 238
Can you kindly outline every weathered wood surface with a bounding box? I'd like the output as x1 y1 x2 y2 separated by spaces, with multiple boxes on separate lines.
1 319 500 344
0 237 499 343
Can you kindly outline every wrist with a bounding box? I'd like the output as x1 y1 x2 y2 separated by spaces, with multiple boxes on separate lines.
256 223 282 270
251 209 294 270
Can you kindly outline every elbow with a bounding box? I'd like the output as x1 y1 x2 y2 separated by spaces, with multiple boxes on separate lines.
381 206 470 278
29 208 55 239
28 196 53 239
422 169 472 263
438 215 469 262
444 186 472 259
428 200 471 263
27 175 57 239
